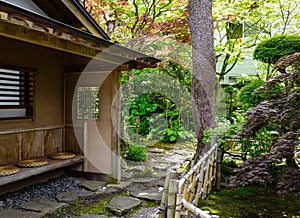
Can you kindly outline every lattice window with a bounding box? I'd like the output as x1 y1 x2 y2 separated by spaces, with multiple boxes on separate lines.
77 86 99 120
0 68 34 118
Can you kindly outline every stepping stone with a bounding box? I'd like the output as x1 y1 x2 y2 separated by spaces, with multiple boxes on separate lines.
154 163 171 170
20 197 67 215
130 188 163 202
130 177 160 183
148 148 165 153
79 214 108 218
121 171 133 179
164 154 187 163
56 189 91 202
107 181 132 189
0 209 41 218
80 180 107 191
107 196 141 215
131 165 146 172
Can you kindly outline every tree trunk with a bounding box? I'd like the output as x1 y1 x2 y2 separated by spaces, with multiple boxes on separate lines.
188 0 217 159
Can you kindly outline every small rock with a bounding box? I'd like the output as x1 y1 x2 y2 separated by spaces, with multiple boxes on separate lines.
80 180 107 191
56 190 91 202
107 196 141 215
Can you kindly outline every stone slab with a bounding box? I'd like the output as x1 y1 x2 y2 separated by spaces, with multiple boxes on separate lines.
148 148 165 153
79 214 108 218
56 189 91 202
107 181 132 189
153 163 171 170
20 197 67 214
80 180 107 191
0 209 41 218
107 196 141 215
121 171 133 179
130 188 163 202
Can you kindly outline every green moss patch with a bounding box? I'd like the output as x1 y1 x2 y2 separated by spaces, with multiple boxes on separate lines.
198 186 300 217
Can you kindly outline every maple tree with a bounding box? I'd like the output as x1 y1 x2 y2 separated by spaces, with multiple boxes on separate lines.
81 0 189 44
81 0 300 80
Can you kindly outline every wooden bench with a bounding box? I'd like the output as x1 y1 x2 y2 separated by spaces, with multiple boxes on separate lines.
0 155 85 187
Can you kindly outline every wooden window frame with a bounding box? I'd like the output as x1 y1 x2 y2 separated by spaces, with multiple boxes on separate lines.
0 66 34 119
76 86 99 120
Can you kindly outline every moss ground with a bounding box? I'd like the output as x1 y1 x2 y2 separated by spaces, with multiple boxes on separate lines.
198 186 300 218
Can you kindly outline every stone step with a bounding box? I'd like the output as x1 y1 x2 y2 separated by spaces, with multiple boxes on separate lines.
130 188 163 202
107 196 141 216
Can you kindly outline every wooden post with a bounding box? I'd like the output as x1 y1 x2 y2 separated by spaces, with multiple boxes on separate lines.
136 117 140 144
167 179 179 218
160 169 177 218
216 147 222 191
83 122 88 171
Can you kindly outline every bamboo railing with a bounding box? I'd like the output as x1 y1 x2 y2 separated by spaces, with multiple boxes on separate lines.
160 144 220 218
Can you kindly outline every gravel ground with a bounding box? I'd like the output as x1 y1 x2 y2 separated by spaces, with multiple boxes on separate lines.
127 206 160 218
0 175 86 209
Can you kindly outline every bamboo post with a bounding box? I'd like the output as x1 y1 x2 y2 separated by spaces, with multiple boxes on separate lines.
207 155 215 193
187 173 197 217
216 147 222 191
167 179 179 218
202 157 210 198
175 193 183 218
160 169 177 218
194 163 205 205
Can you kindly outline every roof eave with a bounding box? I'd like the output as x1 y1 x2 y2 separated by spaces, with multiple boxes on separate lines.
0 1 159 70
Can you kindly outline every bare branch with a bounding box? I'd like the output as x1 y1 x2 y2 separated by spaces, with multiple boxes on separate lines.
131 0 140 36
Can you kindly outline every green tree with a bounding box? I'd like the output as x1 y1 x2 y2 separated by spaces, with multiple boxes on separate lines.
213 0 300 81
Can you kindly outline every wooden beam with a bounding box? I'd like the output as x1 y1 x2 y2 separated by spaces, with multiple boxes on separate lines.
63 63 132 73
60 0 105 39
0 21 129 65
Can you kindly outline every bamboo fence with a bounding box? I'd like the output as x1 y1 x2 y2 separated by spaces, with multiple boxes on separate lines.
160 144 220 218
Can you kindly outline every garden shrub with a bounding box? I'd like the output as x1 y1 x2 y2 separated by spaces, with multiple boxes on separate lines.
124 144 148 162
237 78 284 110
254 34 300 65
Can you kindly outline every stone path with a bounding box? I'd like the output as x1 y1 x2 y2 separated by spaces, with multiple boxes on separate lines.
0 142 195 217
